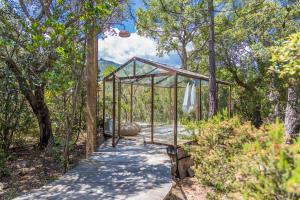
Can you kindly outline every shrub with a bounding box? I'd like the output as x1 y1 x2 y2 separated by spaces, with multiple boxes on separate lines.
0 148 9 177
187 115 300 199
236 120 300 200
186 114 256 194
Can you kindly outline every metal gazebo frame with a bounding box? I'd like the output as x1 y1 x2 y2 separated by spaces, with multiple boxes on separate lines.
101 57 232 148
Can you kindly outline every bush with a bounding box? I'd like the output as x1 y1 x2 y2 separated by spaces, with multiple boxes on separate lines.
0 148 9 177
236 120 300 200
186 114 256 193
186 115 300 199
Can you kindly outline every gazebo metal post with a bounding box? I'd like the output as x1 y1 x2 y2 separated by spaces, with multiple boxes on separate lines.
174 74 178 176
151 75 154 143
118 81 121 138
130 83 133 123
112 74 116 147
169 88 172 123
198 80 202 120
102 80 105 135
173 74 178 148
130 59 136 123
96 77 98 127
133 58 136 76
228 85 232 117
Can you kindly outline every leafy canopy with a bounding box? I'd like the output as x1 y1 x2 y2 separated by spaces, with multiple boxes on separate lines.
270 33 300 84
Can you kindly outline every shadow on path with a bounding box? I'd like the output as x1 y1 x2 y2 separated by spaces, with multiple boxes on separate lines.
14 139 172 200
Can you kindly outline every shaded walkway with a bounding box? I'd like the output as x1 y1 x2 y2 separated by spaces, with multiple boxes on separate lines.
14 139 172 200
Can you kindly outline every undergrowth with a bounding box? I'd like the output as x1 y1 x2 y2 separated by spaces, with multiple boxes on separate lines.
185 115 300 200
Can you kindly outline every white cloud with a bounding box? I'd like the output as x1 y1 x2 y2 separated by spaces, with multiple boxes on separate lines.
98 29 181 67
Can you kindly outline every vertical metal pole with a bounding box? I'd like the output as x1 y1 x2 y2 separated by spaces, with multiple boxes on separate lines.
131 59 136 123
102 80 105 135
151 75 154 143
130 83 133 123
228 85 232 118
169 87 172 124
133 58 136 76
118 81 121 138
96 76 99 126
112 75 116 147
174 74 178 147
199 80 202 120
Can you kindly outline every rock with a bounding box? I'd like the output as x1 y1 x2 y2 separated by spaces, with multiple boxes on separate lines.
119 123 141 136
177 147 188 159
178 157 194 179
187 167 195 177
0 182 5 190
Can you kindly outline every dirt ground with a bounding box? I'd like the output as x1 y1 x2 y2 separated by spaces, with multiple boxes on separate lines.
0 134 86 200
167 177 213 200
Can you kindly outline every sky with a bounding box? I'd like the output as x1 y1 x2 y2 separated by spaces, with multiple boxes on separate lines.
98 0 181 67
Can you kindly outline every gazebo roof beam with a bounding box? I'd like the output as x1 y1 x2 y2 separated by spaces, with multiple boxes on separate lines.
105 72 172 82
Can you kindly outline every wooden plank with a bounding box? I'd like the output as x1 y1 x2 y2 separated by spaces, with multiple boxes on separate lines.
15 139 172 200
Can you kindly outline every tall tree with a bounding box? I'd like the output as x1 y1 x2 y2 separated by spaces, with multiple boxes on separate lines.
86 17 98 157
270 33 300 142
214 0 299 123
0 0 120 149
207 0 218 117
136 0 206 69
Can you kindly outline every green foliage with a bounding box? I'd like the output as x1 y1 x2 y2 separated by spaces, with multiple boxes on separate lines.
102 65 116 77
270 33 300 85
215 0 299 121
236 121 300 199
0 64 35 150
187 115 256 193
0 148 10 177
136 0 206 69
0 0 123 146
187 115 300 199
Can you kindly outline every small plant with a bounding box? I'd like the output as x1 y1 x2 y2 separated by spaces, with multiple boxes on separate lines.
236 120 300 199
0 148 10 177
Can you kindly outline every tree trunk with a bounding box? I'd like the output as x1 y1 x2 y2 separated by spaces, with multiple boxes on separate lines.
285 83 300 143
181 43 188 70
207 0 218 117
34 85 54 149
268 73 282 122
86 21 98 158
5 58 53 149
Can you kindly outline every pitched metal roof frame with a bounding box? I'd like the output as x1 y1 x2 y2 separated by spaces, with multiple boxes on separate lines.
103 56 232 86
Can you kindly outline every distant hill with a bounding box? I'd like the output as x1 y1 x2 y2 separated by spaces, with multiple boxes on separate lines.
99 58 120 71
98 59 121 78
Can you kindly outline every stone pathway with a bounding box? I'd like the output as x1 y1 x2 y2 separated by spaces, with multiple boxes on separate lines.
14 139 172 200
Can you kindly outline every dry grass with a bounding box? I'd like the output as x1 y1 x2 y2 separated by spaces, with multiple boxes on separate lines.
0 133 86 200
167 177 213 200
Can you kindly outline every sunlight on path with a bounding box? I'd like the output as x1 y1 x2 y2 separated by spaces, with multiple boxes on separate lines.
14 139 172 200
